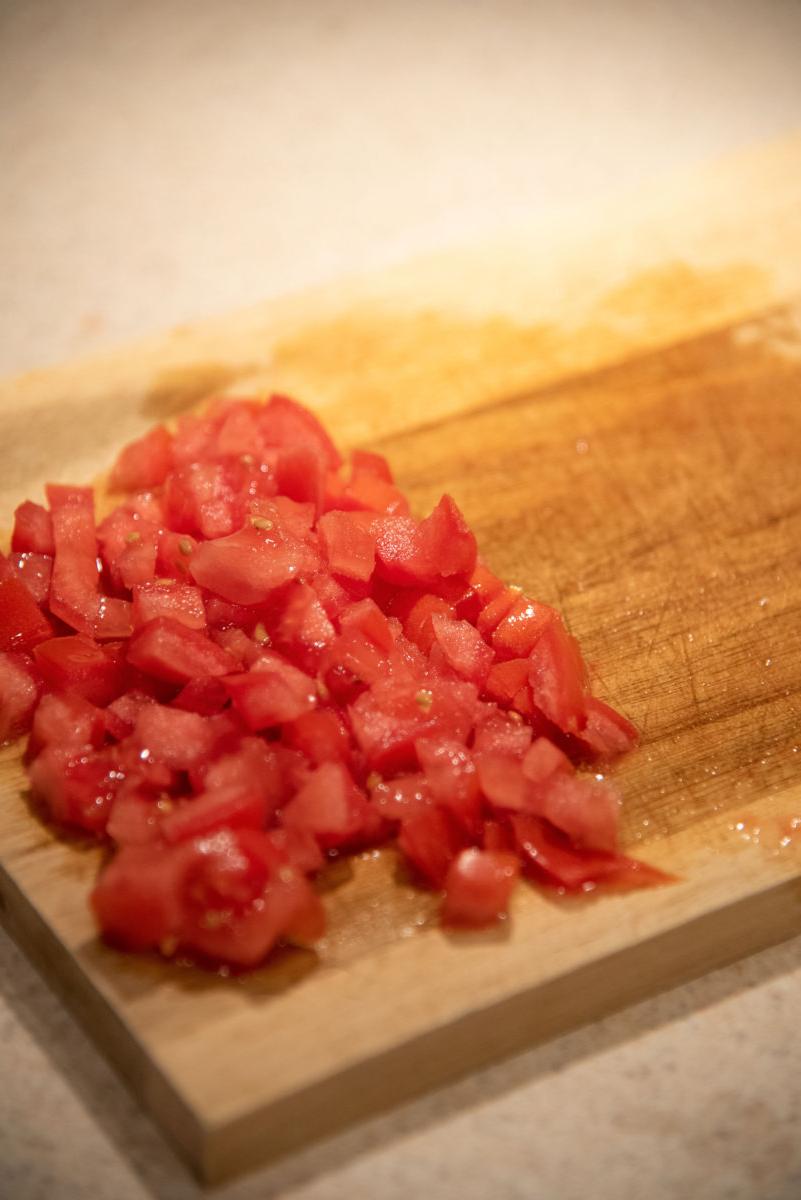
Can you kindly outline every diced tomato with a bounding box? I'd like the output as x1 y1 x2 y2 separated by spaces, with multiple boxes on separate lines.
275 582 335 670
521 736 574 785
223 653 317 728
0 575 53 652
472 710 533 758
283 708 351 765
528 618 588 734
95 597 134 640
33 635 125 705
281 761 369 849
396 592 456 654
349 678 479 774
483 657 530 705
275 444 326 514
441 848 520 925
132 704 218 770
492 596 557 659
259 393 342 470
350 449 394 482
127 617 238 683
161 786 271 844
189 524 301 604
369 773 432 822
109 425 172 492
476 586 520 637
30 691 106 755
12 501 55 556
317 510 377 582
374 495 476 588
97 507 159 590
29 745 121 832
511 815 672 891
398 807 464 888
157 530 197 580
46 484 99 635
415 736 481 834
469 561 505 605
11 552 53 605
430 614 493 685
574 696 640 762
476 752 530 811
338 597 395 652
533 774 621 853
0 651 41 743
132 581 206 631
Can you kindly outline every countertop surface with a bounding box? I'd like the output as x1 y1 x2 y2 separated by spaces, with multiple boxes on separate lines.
2 3 801 1198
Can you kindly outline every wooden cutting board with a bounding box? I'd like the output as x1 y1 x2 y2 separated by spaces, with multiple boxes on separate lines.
2 135 801 1183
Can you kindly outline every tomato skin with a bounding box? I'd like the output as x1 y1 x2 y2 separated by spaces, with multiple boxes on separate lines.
441 848 520 926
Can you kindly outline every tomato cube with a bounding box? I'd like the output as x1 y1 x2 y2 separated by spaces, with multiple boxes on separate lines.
441 848 520 925
132 581 206 631
0 651 41 743
127 617 238 683
34 635 125 705
12 501 54 555
223 653 317 728
109 425 173 492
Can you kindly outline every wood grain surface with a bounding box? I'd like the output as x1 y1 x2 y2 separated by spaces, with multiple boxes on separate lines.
1 136 801 1182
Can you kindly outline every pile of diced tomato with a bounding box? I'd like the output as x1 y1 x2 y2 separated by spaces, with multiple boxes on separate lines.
0 393 668 968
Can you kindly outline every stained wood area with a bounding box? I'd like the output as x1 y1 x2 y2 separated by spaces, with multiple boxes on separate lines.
2 137 801 1182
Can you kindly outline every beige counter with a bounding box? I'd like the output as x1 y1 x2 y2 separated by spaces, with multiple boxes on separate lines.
2 3 801 1197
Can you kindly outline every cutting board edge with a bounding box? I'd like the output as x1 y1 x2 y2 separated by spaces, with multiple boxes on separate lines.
198 866 801 1183
4 841 801 1184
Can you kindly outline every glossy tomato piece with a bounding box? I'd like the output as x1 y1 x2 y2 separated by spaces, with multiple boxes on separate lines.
349 678 479 774
398 806 464 888
12 500 55 555
30 691 106 755
483 657 530 705
46 484 99 635
350 449 394 482
189 524 301 604
29 745 121 832
0 575 53 652
472 709 533 758
368 772 432 822
528 618 589 734
275 582 335 670
95 597 134 640
127 617 238 683
34 634 125 705
275 444 326 514
97 507 159 590
430 614 493 685
441 848 520 926
533 773 621 853
11 552 53 605
160 785 271 843
573 696 639 762
133 703 218 770
109 425 173 492
283 708 351 765
281 761 369 849
476 752 530 811
0 651 41 743
338 597 394 652
317 510 377 582
259 393 342 470
492 595 557 659
395 592 456 654
511 814 673 892
415 736 481 834
91 844 187 950
132 581 206 631
223 653 317 728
